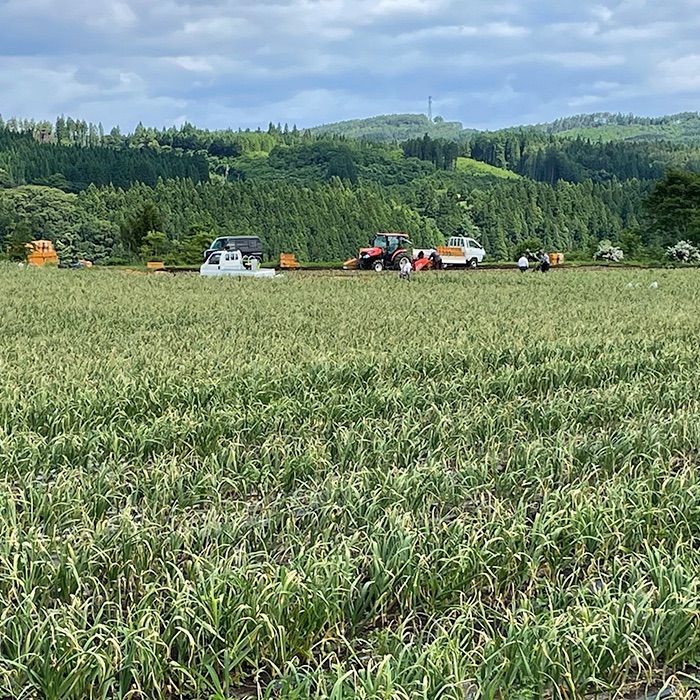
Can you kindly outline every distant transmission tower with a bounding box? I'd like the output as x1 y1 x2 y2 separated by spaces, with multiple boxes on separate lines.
428 96 433 122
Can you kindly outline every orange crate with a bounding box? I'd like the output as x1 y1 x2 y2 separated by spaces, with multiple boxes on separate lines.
280 253 301 269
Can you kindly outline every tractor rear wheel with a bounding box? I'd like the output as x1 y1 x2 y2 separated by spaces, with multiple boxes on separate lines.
395 254 411 271
372 260 384 272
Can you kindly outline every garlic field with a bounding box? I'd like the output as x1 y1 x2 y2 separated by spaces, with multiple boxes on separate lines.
1 266 700 699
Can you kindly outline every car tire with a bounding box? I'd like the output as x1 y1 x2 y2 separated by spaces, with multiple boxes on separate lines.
372 260 384 273
468 258 478 269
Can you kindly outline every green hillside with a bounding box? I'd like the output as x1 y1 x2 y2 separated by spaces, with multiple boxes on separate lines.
526 112 700 143
2 110 699 266
309 114 471 142
556 124 684 142
310 111 700 145
455 156 521 180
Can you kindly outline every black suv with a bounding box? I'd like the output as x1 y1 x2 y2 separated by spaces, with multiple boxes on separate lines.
203 236 264 262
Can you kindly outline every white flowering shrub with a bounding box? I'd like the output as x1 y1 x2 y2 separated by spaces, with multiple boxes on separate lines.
594 240 624 262
666 240 700 264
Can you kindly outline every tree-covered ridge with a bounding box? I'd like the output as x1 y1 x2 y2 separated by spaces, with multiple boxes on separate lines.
0 110 698 266
0 174 653 265
644 170 700 245
309 114 471 142
0 115 309 154
466 131 700 183
308 112 700 145
460 179 651 259
0 128 209 192
521 112 700 143
0 179 444 264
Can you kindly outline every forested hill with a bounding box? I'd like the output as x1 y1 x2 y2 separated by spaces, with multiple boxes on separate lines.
1 110 700 266
0 129 208 192
310 111 700 145
309 114 472 142
527 111 700 143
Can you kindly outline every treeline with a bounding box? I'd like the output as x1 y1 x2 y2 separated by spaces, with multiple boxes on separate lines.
537 112 700 133
0 114 322 157
2 174 655 264
402 135 460 170
454 179 652 259
465 132 700 184
397 132 700 183
231 140 435 186
645 170 700 246
0 130 208 192
1 111 696 265
0 179 443 264
309 114 470 142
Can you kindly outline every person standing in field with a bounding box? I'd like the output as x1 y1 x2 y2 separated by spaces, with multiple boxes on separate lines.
518 254 529 272
540 251 551 273
399 256 412 280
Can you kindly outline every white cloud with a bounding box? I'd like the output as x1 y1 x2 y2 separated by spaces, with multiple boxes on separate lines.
540 52 626 69
568 94 604 107
484 21 530 37
600 22 675 41
652 54 700 92
372 0 446 15
591 5 614 22
548 22 600 38
169 56 215 72
181 16 250 39
88 1 138 30
395 21 529 42
0 0 699 130
591 80 622 90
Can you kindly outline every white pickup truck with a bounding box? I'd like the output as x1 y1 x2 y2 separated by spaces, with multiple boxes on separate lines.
439 236 486 268
200 249 277 278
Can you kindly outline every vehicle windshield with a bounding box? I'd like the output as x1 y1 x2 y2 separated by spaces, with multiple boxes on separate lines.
389 237 410 250
372 235 388 248
211 239 226 251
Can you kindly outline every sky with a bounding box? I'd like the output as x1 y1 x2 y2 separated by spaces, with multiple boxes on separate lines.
0 0 699 132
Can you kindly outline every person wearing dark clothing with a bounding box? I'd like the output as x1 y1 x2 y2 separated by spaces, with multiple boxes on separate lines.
429 251 443 270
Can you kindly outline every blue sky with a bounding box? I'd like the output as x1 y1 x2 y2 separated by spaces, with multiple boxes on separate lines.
1 0 699 131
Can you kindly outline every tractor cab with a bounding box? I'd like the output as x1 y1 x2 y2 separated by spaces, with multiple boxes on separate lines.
358 233 413 272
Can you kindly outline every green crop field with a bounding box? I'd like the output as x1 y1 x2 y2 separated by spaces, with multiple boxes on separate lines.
2 265 700 699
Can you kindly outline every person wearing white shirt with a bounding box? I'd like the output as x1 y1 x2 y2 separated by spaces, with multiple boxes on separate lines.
518 254 529 272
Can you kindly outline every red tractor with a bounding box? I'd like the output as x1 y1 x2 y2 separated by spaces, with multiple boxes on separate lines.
356 233 414 272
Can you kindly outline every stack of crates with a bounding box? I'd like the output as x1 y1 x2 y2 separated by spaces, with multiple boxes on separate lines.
549 252 565 266
26 240 59 267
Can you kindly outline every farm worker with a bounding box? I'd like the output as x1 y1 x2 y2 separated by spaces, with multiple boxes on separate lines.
399 256 412 280
540 252 551 273
429 251 443 270
517 254 529 272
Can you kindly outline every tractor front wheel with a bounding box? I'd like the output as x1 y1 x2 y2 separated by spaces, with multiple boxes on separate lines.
372 260 384 273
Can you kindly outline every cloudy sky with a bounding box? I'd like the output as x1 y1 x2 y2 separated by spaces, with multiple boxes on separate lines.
1 0 699 132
